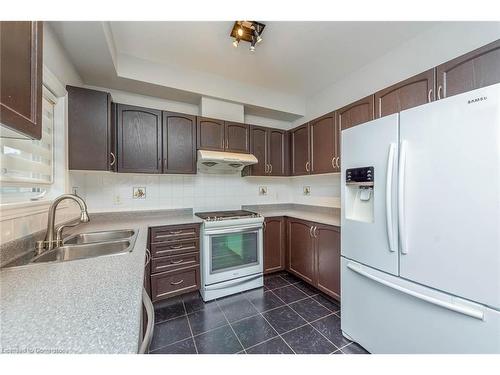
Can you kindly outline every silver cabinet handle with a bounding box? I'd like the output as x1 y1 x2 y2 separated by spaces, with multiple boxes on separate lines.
225 139 229 149
265 164 269 174
145 248 151 267
437 85 442 100
331 156 335 169
110 152 116 167
269 164 272 174
170 279 184 286
427 88 433 103
314 226 319 238
309 226 314 238
263 221 266 230
170 259 184 264
305 161 310 172
337 156 340 169
138 288 154 354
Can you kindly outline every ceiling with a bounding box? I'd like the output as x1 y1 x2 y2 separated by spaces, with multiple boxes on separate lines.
50 21 442 120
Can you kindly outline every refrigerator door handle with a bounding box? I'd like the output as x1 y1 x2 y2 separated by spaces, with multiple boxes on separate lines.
398 140 408 254
386 143 396 252
346 262 485 320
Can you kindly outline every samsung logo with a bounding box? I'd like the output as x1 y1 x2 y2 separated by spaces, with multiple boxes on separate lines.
468 96 487 104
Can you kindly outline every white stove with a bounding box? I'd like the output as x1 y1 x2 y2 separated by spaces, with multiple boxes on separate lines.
195 210 264 301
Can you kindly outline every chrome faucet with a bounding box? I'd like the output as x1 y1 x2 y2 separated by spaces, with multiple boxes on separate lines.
36 194 90 255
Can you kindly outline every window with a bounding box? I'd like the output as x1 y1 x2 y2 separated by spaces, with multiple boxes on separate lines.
0 87 55 203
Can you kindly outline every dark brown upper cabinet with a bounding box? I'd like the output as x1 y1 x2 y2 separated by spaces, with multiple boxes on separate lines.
225 122 249 153
248 125 288 176
197 117 225 151
0 21 43 139
162 111 197 174
375 69 435 118
310 112 335 174
263 217 286 274
67 86 113 171
291 123 310 176
315 223 341 300
116 104 162 173
336 95 374 131
437 39 500 99
287 218 315 284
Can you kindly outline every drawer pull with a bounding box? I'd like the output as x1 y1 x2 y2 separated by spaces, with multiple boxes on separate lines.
170 279 184 286
170 244 184 249
170 230 183 235
170 259 184 264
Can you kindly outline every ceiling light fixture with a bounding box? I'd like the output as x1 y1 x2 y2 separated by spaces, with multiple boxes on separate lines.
229 21 265 51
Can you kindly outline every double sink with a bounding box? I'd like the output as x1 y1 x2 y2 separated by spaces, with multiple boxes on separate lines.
30 229 138 264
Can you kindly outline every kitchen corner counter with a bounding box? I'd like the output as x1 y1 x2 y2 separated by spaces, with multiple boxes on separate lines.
243 204 341 227
0 209 202 354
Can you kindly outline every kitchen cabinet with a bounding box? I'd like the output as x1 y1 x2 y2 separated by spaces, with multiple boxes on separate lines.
248 125 288 176
149 223 201 302
310 112 335 174
287 218 341 300
436 39 500 99
67 86 114 171
263 217 286 274
287 218 315 283
315 223 341 300
336 95 374 131
162 111 197 174
225 121 249 153
116 104 162 173
197 117 225 151
0 21 43 139
290 123 310 176
375 69 435 118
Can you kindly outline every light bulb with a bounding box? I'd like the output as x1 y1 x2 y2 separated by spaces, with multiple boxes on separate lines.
250 44 255 52
232 38 239 48
256 34 263 43
237 28 243 37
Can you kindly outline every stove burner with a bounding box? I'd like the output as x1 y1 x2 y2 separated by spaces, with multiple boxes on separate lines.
195 210 261 222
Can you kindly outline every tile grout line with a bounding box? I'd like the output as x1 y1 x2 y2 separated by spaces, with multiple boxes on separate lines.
214 299 247 354
182 299 199 354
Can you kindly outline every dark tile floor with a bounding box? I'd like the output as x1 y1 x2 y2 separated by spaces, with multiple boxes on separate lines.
149 272 369 354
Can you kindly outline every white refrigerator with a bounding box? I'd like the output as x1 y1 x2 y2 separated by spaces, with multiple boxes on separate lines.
340 83 500 353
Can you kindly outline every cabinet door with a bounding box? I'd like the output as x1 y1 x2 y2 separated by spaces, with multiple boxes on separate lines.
336 95 374 131
437 39 500 99
310 113 335 174
197 117 225 151
67 86 112 171
249 125 268 176
225 122 249 153
116 104 162 173
375 69 435 118
268 128 288 176
315 224 341 300
0 21 43 139
291 123 310 176
287 218 314 283
162 111 196 174
264 217 286 274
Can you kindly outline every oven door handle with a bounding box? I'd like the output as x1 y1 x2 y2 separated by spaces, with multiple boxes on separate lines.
204 274 262 291
204 225 263 235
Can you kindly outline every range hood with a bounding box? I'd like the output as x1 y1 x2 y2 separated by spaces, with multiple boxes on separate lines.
197 150 258 173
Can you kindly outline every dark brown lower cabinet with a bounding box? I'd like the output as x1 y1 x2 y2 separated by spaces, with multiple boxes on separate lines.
286 218 341 301
315 223 341 300
148 223 201 303
287 218 315 284
263 217 286 274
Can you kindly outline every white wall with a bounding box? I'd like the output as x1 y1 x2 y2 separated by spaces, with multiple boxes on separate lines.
297 22 500 126
69 171 341 213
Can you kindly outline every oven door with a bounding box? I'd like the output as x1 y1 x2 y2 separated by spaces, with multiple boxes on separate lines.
203 224 263 286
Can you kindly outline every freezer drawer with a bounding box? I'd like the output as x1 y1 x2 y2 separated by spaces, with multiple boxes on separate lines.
341 257 500 354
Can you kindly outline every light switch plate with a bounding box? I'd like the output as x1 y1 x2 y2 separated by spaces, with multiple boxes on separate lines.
259 186 268 195
303 186 311 195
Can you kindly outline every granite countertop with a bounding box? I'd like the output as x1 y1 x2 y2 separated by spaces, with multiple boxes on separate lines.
0 209 202 354
243 204 341 227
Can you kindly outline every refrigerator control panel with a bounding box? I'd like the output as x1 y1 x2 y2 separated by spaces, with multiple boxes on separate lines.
346 166 374 185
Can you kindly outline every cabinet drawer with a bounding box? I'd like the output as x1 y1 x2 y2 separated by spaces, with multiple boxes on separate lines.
151 265 200 302
151 252 199 274
150 224 199 243
150 239 199 258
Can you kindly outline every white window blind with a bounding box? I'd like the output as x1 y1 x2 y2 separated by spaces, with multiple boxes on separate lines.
0 88 55 203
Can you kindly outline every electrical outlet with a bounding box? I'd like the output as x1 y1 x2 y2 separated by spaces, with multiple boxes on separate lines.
303 186 311 196
259 186 268 195
113 194 122 205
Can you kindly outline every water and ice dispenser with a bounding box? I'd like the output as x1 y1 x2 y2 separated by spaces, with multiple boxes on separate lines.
345 167 374 223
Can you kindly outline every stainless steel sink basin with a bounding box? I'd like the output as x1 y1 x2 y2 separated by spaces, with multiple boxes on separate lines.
31 240 132 264
63 229 135 245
